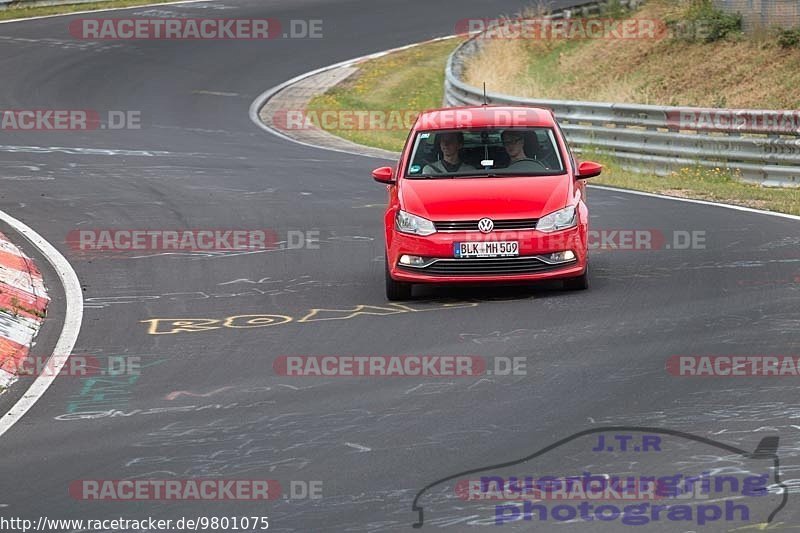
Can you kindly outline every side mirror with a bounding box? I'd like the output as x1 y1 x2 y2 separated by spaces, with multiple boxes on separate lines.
372 166 395 184
577 161 602 179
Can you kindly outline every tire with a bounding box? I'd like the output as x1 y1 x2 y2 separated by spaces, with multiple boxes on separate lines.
385 256 413 300
563 265 589 291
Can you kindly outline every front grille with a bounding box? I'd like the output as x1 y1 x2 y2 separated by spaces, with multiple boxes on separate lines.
399 256 576 276
433 218 539 232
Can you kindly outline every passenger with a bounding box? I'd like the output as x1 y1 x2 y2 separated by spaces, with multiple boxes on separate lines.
422 132 476 174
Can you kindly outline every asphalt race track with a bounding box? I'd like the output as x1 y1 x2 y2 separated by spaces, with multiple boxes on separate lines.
0 0 798 531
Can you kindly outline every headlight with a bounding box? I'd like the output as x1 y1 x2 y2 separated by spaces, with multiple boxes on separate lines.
537 206 577 233
396 210 436 236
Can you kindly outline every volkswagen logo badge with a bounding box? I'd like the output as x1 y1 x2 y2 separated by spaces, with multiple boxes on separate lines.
477 218 494 233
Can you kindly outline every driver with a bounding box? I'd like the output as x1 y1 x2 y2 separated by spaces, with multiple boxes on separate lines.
422 132 475 174
501 130 546 171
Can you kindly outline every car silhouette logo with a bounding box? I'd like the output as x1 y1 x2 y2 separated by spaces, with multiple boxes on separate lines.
478 218 494 233
411 426 788 528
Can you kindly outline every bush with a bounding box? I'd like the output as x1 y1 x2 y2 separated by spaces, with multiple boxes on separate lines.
668 0 743 43
602 0 628 19
777 27 800 48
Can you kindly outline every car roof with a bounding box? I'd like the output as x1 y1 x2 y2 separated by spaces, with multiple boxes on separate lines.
413 105 556 131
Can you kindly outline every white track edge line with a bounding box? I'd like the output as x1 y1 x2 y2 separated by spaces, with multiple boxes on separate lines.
589 185 800 221
0 211 83 437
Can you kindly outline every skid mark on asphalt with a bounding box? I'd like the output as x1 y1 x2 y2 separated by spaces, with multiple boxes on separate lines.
164 386 235 401
0 35 121 52
404 383 455 396
55 382 325 421
0 145 211 157
458 329 533 345
687 259 800 270
0 161 54 181
757 236 800 251
192 90 241 97
83 277 354 308
117 408 485 474
344 442 372 452
54 398 275 421
730 523 800 531
164 384 311 401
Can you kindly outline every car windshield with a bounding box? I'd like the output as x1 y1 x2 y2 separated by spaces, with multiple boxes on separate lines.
405 127 565 178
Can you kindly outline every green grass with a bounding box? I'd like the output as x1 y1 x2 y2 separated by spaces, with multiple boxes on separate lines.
0 0 176 21
583 147 800 215
306 38 461 152
305 37 799 216
778 27 800 49
595 167 800 216
670 0 743 43
520 40 584 91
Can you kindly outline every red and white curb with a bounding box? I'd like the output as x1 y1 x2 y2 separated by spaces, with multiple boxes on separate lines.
0 212 81 439
0 232 50 389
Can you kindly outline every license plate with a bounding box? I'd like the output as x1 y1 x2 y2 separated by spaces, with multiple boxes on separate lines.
454 241 519 258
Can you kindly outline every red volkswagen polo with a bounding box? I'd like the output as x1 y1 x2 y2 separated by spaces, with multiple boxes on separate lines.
372 105 601 300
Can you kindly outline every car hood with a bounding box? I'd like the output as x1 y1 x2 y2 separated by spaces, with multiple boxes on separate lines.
399 175 573 220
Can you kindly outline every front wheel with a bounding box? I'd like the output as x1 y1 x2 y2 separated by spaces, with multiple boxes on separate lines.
385 256 413 300
562 265 589 291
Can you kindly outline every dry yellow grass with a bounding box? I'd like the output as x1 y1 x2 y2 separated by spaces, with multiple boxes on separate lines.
464 0 800 109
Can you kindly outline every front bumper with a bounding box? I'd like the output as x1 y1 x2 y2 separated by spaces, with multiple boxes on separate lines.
387 226 587 284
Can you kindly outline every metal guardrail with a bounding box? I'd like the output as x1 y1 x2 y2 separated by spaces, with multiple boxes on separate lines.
444 4 800 187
